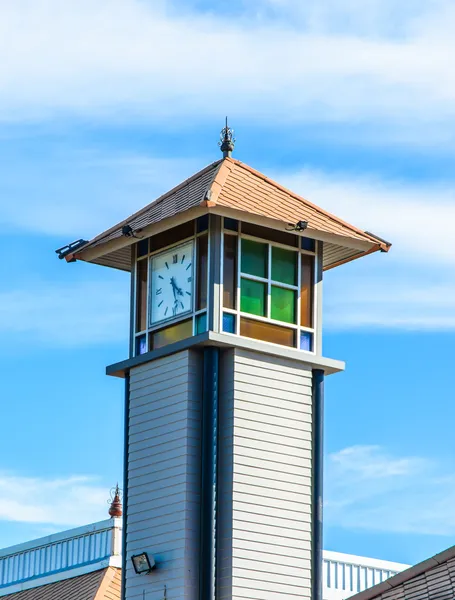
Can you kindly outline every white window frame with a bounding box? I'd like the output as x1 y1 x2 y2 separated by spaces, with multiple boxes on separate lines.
220 218 318 354
132 219 209 356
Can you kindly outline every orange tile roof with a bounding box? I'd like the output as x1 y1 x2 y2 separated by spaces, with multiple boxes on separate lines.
68 157 390 271
211 159 388 248
2 568 120 600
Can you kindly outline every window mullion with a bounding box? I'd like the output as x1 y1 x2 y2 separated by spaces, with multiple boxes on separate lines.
236 235 241 335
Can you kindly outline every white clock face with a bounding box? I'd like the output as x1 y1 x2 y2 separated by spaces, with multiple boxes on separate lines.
149 240 194 325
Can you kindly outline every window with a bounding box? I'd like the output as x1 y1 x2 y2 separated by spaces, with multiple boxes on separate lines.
133 218 209 356
222 218 317 352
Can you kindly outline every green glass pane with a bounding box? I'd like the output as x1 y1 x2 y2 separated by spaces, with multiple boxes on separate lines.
241 278 266 317
271 286 296 324
241 239 267 278
272 247 297 285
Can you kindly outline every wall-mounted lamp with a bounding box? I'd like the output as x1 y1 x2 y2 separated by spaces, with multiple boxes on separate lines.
131 552 156 575
286 220 309 232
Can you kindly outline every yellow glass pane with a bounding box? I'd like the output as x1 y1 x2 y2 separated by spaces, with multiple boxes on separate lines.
240 317 295 347
150 319 193 350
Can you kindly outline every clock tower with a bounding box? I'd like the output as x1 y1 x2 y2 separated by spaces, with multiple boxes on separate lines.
58 123 390 600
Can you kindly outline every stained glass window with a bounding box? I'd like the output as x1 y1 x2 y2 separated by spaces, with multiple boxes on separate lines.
271 247 297 286
136 259 148 332
196 312 207 334
240 278 266 317
223 235 237 309
271 286 296 324
300 254 314 328
240 318 295 348
223 313 236 333
150 319 192 350
241 239 267 278
197 235 208 311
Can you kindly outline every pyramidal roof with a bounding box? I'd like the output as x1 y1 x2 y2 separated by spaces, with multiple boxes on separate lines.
66 157 390 271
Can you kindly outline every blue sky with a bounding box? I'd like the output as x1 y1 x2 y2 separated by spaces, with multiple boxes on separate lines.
0 0 454 567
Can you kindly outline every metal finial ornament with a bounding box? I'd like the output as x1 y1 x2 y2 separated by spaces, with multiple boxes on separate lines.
219 117 235 158
108 484 123 518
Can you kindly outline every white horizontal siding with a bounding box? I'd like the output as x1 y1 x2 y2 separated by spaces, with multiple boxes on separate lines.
126 351 202 600
219 348 313 600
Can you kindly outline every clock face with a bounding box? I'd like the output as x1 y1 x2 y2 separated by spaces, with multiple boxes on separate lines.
149 240 194 326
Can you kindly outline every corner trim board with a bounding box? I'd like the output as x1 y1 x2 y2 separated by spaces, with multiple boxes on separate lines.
120 374 130 600
312 369 324 600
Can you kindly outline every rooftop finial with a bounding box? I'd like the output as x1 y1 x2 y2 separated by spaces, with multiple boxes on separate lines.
219 117 235 158
108 484 123 518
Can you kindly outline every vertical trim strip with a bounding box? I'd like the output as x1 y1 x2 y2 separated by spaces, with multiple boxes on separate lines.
312 369 324 600
208 215 222 333
120 374 130 600
199 347 220 600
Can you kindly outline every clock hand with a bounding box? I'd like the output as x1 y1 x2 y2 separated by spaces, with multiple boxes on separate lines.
170 275 184 297
170 276 178 300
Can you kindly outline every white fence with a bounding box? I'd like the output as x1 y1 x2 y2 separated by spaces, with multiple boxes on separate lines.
323 551 409 600
0 519 121 590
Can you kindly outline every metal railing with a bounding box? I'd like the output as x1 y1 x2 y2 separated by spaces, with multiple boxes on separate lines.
322 551 409 600
0 519 121 589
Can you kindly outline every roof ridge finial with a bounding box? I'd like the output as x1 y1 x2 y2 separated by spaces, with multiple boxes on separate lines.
108 483 123 518
219 117 235 158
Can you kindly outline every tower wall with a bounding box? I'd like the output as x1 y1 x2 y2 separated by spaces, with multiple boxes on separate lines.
218 348 313 600
126 351 202 600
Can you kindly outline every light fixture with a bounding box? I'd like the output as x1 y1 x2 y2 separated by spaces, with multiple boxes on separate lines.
286 220 309 232
131 552 156 575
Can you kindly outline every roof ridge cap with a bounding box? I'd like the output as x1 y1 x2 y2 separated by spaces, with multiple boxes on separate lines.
86 159 223 247
94 566 118 600
230 159 389 250
203 157 235 206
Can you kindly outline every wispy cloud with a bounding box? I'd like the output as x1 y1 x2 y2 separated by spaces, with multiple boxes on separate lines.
0 0 454 146
0 280 128 346
0 144 198 238
273 166 455 330
0 473 109 529
326 445 455 536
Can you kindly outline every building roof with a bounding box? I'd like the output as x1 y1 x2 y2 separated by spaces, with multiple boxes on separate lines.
65 157 390 272
0 519 122 598
347 544 455 600
1 568 120 600
0 515 409 600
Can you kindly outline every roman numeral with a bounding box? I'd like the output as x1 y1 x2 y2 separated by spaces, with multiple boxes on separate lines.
165 262 169 270
164 307 169 316
187 276 192 283
156 288 162 295
158 300 163 307
186 263 191 271
181 255 185 264
173 254 178 264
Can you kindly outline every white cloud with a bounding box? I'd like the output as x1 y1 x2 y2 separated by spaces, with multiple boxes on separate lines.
276 167 455 266
0 473 110 528
0 0 454 143
0 147 198 238
326 445 455 536
272 166 455 330
0 280 129 346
